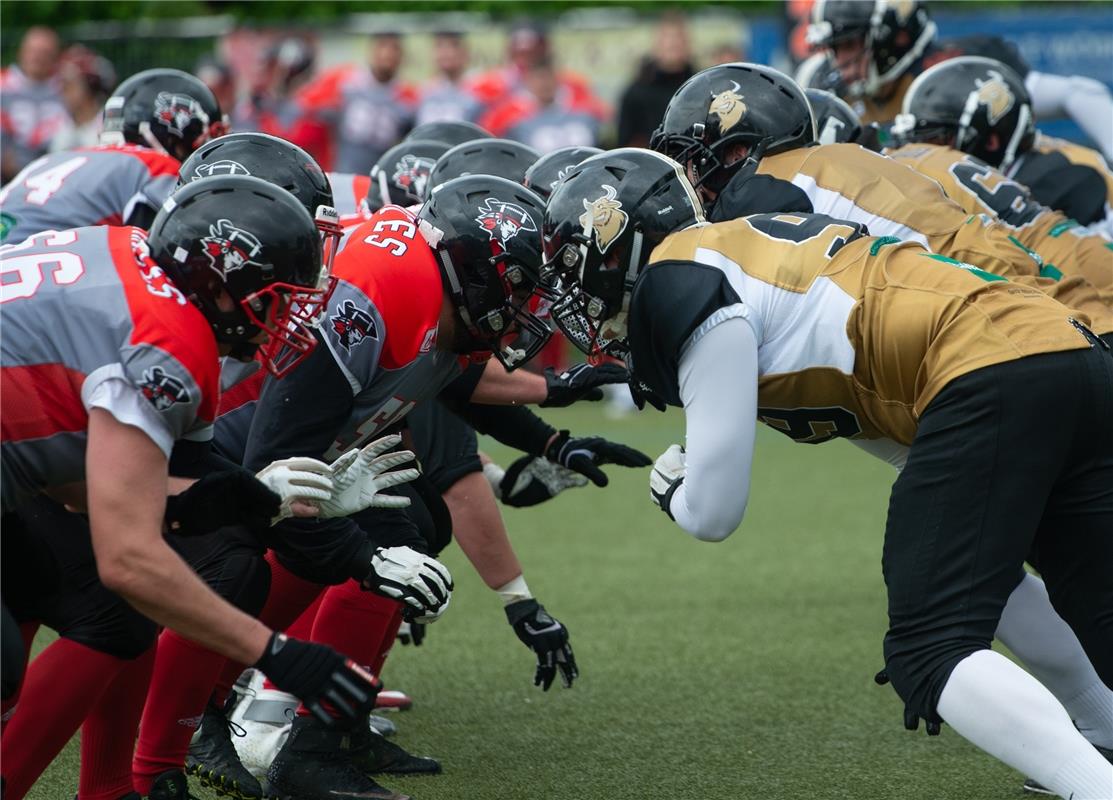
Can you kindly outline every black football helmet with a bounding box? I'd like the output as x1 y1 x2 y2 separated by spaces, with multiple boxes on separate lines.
541 148 705 359
404 120 494 148
650 63 815 196
417 175 550 370
425 139 540 198
101 68 228 160
177 132 343 281
523 146 604 200
806 88 862 144
147 176 335 377
892 56 1034 171
807 0 937 99
367 139 451 211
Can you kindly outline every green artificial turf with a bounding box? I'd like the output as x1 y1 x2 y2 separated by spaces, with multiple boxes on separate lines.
27 403 1023 799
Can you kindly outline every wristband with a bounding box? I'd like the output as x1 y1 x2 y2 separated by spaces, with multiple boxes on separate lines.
495 574 532 606
483 461 506 498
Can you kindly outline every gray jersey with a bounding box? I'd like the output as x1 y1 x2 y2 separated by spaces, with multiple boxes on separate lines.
0 144 181 244
504 106 601 153
1 225 219 510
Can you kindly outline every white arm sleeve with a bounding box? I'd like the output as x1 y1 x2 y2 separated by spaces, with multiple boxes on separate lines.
83 376 175 458
849 437 909 471
669 316 760 542
1025 70 1113 162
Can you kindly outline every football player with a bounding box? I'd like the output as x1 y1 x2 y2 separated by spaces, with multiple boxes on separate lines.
0 177 386 798
0 68 227 244
803 0 1113 159
651 62 1113 339
804 87 883 150
523 145 604 201
894 56 1113 236
542 148 1113 800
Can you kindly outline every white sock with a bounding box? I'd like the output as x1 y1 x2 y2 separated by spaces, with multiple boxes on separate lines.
938 650 1113 799
996 573 1113 749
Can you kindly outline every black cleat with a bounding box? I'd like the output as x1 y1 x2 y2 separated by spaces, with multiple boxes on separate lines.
186 701 265 799
351 721 441 776
146 770 198 800
266 716 410 800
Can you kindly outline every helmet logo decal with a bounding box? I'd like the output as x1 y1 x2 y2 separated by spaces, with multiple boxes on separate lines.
709 81 747 134
550 165 575 191
391 154 436 199
329 298 377 352
974 71 1014 125
192 160 250 179
201 219 266 280
476 198 538 246
579 185 629 254
140 366 191 411
889 0 917 23
153 92 208 139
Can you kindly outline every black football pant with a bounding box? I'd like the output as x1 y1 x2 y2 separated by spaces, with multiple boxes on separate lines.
882 336 1113 724
5 497 269 660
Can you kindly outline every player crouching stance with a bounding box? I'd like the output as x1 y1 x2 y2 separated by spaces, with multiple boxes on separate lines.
0 176 408 798
542 149 1113 800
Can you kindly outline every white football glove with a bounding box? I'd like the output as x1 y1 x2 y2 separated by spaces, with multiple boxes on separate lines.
316 434 421 518
649 444 686 520
255 457 335 522
365 546 453 623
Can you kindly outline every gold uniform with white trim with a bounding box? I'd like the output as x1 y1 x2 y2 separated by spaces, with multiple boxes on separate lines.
635 213 1090 447
749 143 1104 330
886 142 1113 319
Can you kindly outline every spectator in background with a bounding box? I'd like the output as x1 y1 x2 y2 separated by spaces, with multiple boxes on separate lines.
1 26 67 182
416 31 483 125
235 36 333 163
49 45 115 152
471 19 598 116
297 31 417 174
616 14 695 147
196 58 236 126
483 56 606 152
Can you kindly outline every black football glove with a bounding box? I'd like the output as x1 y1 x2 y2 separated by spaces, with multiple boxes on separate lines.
397 621 426 647
165 470 281 535
545 430 653 487
630 380 667 412
540 363 630 407
505 599 578 690
497 455 589 507
874 667 942 736
255 632 380 726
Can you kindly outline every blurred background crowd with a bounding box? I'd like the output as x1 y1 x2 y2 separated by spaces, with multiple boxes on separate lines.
3 0 1111 184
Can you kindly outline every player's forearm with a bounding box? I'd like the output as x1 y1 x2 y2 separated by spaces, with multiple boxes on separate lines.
672 317 759 542
442 470 523 589
469 358 547 405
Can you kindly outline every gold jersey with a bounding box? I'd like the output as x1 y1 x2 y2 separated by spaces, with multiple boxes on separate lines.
886 143 1113 326
642 213 1090 446
854 74 915 126
755 144 1049 276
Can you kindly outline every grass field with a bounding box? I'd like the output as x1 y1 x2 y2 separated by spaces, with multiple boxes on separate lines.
28 402 1025 800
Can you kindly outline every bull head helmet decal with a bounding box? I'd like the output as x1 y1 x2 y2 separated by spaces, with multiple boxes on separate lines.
579 185 629 255
973 70 1015 125
709 81 747 134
